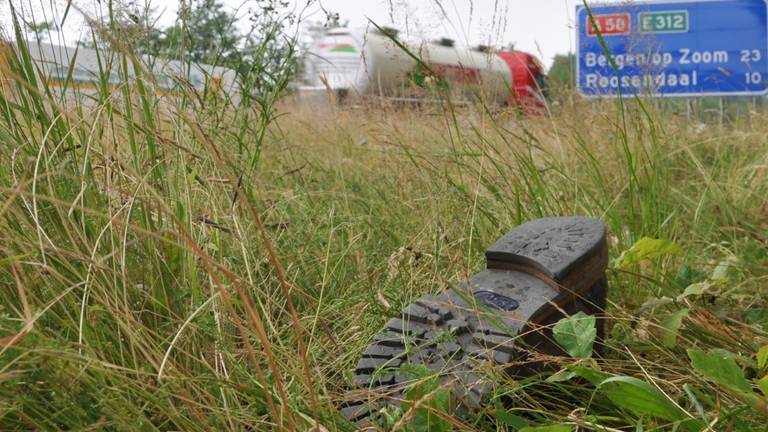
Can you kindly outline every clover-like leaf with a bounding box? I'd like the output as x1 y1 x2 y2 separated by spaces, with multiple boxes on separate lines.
553 312 596 359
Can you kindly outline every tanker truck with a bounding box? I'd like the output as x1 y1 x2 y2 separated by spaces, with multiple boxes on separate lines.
299 27 547 111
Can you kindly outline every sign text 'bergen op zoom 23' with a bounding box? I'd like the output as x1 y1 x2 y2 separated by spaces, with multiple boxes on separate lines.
576 0 768 98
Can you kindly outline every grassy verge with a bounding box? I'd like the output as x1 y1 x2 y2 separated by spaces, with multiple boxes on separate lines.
1 25 767 432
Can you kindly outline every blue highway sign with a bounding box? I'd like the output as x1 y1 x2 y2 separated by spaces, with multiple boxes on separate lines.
576 0 768 97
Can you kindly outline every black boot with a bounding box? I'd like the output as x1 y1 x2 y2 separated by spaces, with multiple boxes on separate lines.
341 216 609 429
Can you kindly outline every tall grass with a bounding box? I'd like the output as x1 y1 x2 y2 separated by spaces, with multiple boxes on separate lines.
1 5 767 431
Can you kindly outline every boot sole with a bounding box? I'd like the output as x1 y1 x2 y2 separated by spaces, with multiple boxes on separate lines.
341 216 608 428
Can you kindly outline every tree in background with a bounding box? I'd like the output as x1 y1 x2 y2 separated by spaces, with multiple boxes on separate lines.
548 53 575 91
235 0 300 94
143 0 242 67
139 0 301 94
24 20 55 42
72 0 301 98
77 0 159 49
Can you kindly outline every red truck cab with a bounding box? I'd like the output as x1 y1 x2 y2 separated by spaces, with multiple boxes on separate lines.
496 51 547 114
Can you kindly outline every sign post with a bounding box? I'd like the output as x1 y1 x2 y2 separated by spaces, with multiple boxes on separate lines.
576 0 768 98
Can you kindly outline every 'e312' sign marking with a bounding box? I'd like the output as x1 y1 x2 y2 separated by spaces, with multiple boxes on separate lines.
639 11 689 33
587 13 631 36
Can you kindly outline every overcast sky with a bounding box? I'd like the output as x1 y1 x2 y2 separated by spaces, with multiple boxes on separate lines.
0 0 627 68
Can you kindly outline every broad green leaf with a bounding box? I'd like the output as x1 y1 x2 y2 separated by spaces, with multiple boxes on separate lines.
711 256 738 282
679 281 713 300
709 348 746 361
688 350 751 393
494 401 529 429
519 425 571 432
597 376 687 421
660 308 689 348
397 364 432 380
616 237 682 269
673 265 708 290
552 312 596 359
757 345 768 370
637 296 674 314
546 369 577 383
546 364 611 385
567 365 612 386
400 364 453 432
758 375 768 396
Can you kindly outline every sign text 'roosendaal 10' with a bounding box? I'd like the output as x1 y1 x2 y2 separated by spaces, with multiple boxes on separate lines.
576 0 768 98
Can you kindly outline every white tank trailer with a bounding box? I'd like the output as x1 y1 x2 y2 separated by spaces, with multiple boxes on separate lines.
299 27 546 109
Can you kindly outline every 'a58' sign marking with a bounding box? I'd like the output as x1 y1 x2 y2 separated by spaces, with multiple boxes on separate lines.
587 14 631 36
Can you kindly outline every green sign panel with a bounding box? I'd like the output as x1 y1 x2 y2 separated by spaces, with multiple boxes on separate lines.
639 10 689 33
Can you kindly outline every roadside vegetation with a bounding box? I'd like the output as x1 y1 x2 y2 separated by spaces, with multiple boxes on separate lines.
0 1 767 431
